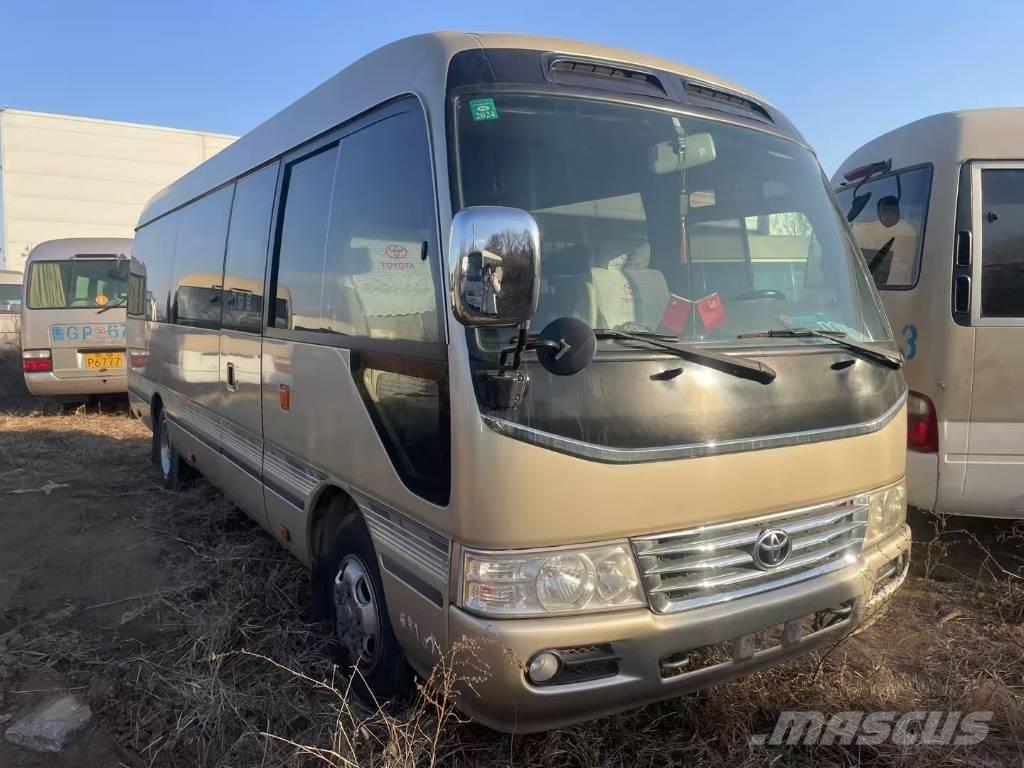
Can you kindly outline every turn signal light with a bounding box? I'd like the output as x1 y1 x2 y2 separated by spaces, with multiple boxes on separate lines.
907 391 938 453
22 350 52 373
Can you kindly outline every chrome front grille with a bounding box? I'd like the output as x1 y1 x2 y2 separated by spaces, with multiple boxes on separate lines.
631 498 868 614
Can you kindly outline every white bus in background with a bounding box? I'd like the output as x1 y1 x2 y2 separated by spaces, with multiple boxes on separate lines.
834 108 1024 518
21 238 132 397
0 270 23 348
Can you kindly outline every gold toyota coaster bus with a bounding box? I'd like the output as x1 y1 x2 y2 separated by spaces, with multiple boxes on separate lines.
834 109 1024 519
129 32 910 731
22 238 132 397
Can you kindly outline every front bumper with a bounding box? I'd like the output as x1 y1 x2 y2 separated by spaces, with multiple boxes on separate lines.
24 371 127 396
448 525 909 733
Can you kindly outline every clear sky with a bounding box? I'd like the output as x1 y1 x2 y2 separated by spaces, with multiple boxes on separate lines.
1 0 1021 173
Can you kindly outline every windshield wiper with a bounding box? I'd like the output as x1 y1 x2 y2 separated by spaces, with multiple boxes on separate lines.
736 328 902 369
867 237 895 276
97 297 127 315
593 329 776 384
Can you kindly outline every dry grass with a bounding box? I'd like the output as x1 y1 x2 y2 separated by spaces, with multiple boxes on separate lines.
1 352 1023 767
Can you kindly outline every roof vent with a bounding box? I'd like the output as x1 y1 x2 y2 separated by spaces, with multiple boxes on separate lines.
547 58 667 97
684 81 773 123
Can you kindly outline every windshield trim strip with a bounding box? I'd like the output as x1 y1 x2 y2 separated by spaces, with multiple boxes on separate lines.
481 389 906 464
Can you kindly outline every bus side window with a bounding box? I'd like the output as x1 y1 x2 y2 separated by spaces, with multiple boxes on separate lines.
322 110 441 343
169 186 233 329
272 145 339 331
132 214 180 322
222 164 279 333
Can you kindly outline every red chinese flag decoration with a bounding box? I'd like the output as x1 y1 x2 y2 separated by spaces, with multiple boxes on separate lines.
660 294 692 335
697 292 726 330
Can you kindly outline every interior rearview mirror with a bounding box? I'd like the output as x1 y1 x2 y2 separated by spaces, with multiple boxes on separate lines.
449 207 541 327
649 132 717 174
877 195 901 228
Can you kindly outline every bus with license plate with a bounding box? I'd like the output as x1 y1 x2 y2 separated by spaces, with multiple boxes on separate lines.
0 270 23 348
834 108 1024 519
21 238 132 397
129 32 910 732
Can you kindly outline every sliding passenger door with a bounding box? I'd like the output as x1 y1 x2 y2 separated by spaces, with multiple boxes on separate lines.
966 162 1024 516
261 99 450 569
215 164 280 526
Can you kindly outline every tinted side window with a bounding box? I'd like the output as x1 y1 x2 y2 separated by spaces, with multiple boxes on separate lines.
132 213 180 322
127 265 145 317
223 164 278 333
836 166 932 290
170 186 234 329
322 110 440 343
273 146 339 330
981 169 1024 317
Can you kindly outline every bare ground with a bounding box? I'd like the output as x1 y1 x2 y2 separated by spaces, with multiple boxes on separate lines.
0 350 1022 767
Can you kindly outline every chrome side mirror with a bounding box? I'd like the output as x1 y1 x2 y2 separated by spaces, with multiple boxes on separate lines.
449 207 540 327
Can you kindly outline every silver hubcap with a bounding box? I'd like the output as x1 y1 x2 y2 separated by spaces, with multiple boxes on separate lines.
333 555 380 670
159 423 172 477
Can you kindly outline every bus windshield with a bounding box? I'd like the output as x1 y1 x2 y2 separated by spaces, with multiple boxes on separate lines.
27 259 129 310
0 284 21 313
456 94 892 347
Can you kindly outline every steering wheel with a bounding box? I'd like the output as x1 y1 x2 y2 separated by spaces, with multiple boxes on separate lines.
731 289 787 301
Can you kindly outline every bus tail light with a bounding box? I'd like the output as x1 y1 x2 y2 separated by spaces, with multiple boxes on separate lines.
23 349 53 373
129 348 149 369
907 391 938 453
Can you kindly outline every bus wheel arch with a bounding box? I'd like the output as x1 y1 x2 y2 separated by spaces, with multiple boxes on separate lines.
308 485 362 618
308 487 413 698
308 484 362 562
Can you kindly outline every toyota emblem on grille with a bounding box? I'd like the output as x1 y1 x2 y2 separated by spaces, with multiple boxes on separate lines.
753 528 792 569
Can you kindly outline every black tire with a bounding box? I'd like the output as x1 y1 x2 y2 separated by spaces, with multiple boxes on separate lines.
319 515 413 700
154 410 187 491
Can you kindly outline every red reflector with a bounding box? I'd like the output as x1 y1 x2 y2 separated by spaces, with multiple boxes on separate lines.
23 357 52 373
907 391 938 453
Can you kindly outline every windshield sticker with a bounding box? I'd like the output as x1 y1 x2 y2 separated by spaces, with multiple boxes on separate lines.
49 323 126 347
469 97 499 122
781 313 859 336
94 294 109 306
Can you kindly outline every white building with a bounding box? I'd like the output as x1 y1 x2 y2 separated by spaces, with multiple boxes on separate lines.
0 108 235 272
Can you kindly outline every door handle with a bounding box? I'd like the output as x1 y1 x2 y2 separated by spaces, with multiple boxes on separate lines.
226 361 236 390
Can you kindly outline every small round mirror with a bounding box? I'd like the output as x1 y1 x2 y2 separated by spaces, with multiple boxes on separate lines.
536 317 596 376
877 195 901 228
846 192 871 222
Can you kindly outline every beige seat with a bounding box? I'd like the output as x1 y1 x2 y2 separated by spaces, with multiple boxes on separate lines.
588 243 670 330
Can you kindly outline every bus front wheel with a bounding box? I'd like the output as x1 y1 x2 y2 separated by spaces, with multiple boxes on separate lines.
154 411 187 491
321 516 413 701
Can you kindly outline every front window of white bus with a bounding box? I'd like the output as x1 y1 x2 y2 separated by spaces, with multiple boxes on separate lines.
26 259 129 311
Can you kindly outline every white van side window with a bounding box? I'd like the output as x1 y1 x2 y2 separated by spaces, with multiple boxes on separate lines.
836 165 932 290
980 169 1024 317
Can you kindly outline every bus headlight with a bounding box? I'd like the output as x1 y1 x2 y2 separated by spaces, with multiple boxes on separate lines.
859 480 907 541
462 543 645 617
